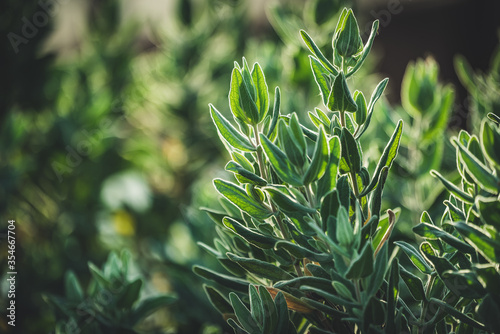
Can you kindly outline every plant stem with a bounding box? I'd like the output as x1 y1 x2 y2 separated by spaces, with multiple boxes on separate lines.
340 111 346 128
253 124 269 181
350 170 360 198
417 273 437 334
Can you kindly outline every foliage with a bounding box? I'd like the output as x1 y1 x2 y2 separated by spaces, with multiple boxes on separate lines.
45 250 176 334
376 57 456 228
398 112 500 333
198 8 408 333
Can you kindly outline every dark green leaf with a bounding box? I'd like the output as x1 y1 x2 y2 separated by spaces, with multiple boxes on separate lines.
204 285 233 314
210 104 256 151
317 137 341 202
275 240 333 262
429 298 487 331
453 138 500 193
267 87 281 137
477 196 500 228
214 179 272 220
355 78 389 139
252 63 269 123
346 20 379 78
360 120 403 196
117 279 142 309
226 161 267 186
328 72 357 113
398 265 425 301
430 170 474 203
260 133 302 186
227 253 293 281
339 127 361 174
303 125 330 184
345 242 374 279
193 265 249 292
309 56 331 106
300 30 338 75
274 292 290 334
223 217 278 249
386 259 400 333
264 186 315 216
274 277 336 294
230 292 261 333
452 222 500 264
354 91 367 125
412 222 475 254
394 241 432 274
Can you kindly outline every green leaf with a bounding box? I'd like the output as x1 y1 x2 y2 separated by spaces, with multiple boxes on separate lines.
88 262 110 289
309 56 331 107
259 285 278 333
478 295 500 333
275 240 333 262
346 20 379 78
430 170 474 203
64 271 84 302
488 112 500 125
249 285 264 328
193 265 249 292
360 120 403 196
300 286 359 308
317 136 341 200
204 285 233 314
223 217 278 249
264 186 315 216
355 78 389 139
214 179 272 220
303 126 330 184
132 295 176 325
394 241 432 274
429 298 487 331
210 104 256 151
453 138 500 194
267 87 281 137
398 264 425 301
413 223 475 254
477 196 500 228
386 259 400 333
230 68 250 123
278 120 306 168
369 166 389 225
227 253 293 281
230 292 261 333
252 63 269 123
117 279 142 309
345 242 374 279
336 206 354 247
481 120 500 168
300 30 338 75
452 222 500 264
333 9 363 58
274 292 290 334
260 133 302 186
339 127 361 174
226 161 267 186
274 276 336 294
328 72 357 112
354 91 367 125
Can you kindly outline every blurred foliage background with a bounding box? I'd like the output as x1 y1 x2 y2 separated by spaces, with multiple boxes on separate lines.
0 0 498 333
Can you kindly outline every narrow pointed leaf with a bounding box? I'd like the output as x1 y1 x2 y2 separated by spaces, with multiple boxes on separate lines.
210 104 256 151
394 241 432 274
303 126 330 184
214 179 272 220
227 253 293 281
300 30 338 75
360 120 402 196
430 170 474 203
260 133 302 186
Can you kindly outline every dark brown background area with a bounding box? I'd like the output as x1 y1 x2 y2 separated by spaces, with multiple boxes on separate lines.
358 0 500 125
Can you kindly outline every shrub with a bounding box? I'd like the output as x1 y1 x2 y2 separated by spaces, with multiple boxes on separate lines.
197 8 407 333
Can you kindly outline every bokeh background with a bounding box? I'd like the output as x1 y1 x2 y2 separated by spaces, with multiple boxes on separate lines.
0 0 499 333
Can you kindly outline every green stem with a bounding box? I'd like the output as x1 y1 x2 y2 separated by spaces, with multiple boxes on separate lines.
417 273 437 334
253 124 269 181
350 170 360 198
